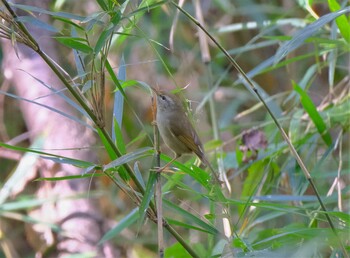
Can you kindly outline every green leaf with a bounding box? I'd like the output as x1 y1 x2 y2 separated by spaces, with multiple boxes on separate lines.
94 28 113 53
105 59 126 98
0 137 43 205
54 17 85 31
293 81 332 146
98 208 139 244
113 118 126 154
96 0 108 11
15 16 59 32
0 142 56 156
1 197 55 211
241 159 266 198
167 218 217 234
0 89 93 130
103 147 153 171
163 199 219 236
327 211 350 226
328 0 350 43
112 56 126 143
35 173 104 182
18 69 90 122
96 127 117 160
138 171 157 230
165 242 192 258
94 11 121 53
55 37 93 53
9 3 85 21
275 6 350 63
119 80 139 90
158 155 210 189
40 155 95 168
11 3 87 21
133 162 146 189
327 99 350 127
289 109 304 143
1 210 60 231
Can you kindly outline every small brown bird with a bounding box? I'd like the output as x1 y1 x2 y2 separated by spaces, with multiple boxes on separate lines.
152 88 221 184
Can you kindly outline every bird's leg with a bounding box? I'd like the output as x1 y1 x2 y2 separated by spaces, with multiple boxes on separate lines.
156 154 180 173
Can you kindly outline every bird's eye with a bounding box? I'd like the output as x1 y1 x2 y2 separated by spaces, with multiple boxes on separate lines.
160 95 166 101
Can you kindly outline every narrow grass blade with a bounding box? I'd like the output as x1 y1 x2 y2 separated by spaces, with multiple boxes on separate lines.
40 155 96 168
18 69 90 120
11 3 87 21
98 207 139 244
138 171 157 230
0 137 43 205
0 90 94 130
293 81 332 146
112 118 126 154
328 0 350 43
274 6 350 63
35 173 104 182
163 199 219 236
97 127 117 160
112 56 126 142
103 147 153 171
15 16 59 32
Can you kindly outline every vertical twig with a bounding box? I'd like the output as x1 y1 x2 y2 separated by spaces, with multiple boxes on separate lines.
156 173 164 258
151 93 164 257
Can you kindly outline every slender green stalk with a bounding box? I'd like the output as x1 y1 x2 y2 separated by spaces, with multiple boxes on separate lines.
171 1 348 257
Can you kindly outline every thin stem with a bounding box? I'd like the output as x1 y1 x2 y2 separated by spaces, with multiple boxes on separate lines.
156 174 164 258
152 94 165 258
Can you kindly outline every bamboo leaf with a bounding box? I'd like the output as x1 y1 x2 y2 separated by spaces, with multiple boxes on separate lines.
55 37 93 53
35 173 104 182
15 16 59 32
98 208 139 244
113 118 126 154
138 171 157 230
163 199 219 236
275 6 350 63
103 147 153 171
293 81 332 146
96 127 117 160
112 56 126 142
328 0 350 43
11 3 87 21
0 137 43 205
40 155 95 168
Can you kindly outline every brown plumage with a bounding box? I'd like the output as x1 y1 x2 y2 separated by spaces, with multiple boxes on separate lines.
152 88 221 184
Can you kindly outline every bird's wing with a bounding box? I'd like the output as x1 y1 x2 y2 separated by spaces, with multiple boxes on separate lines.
169 118 204 159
